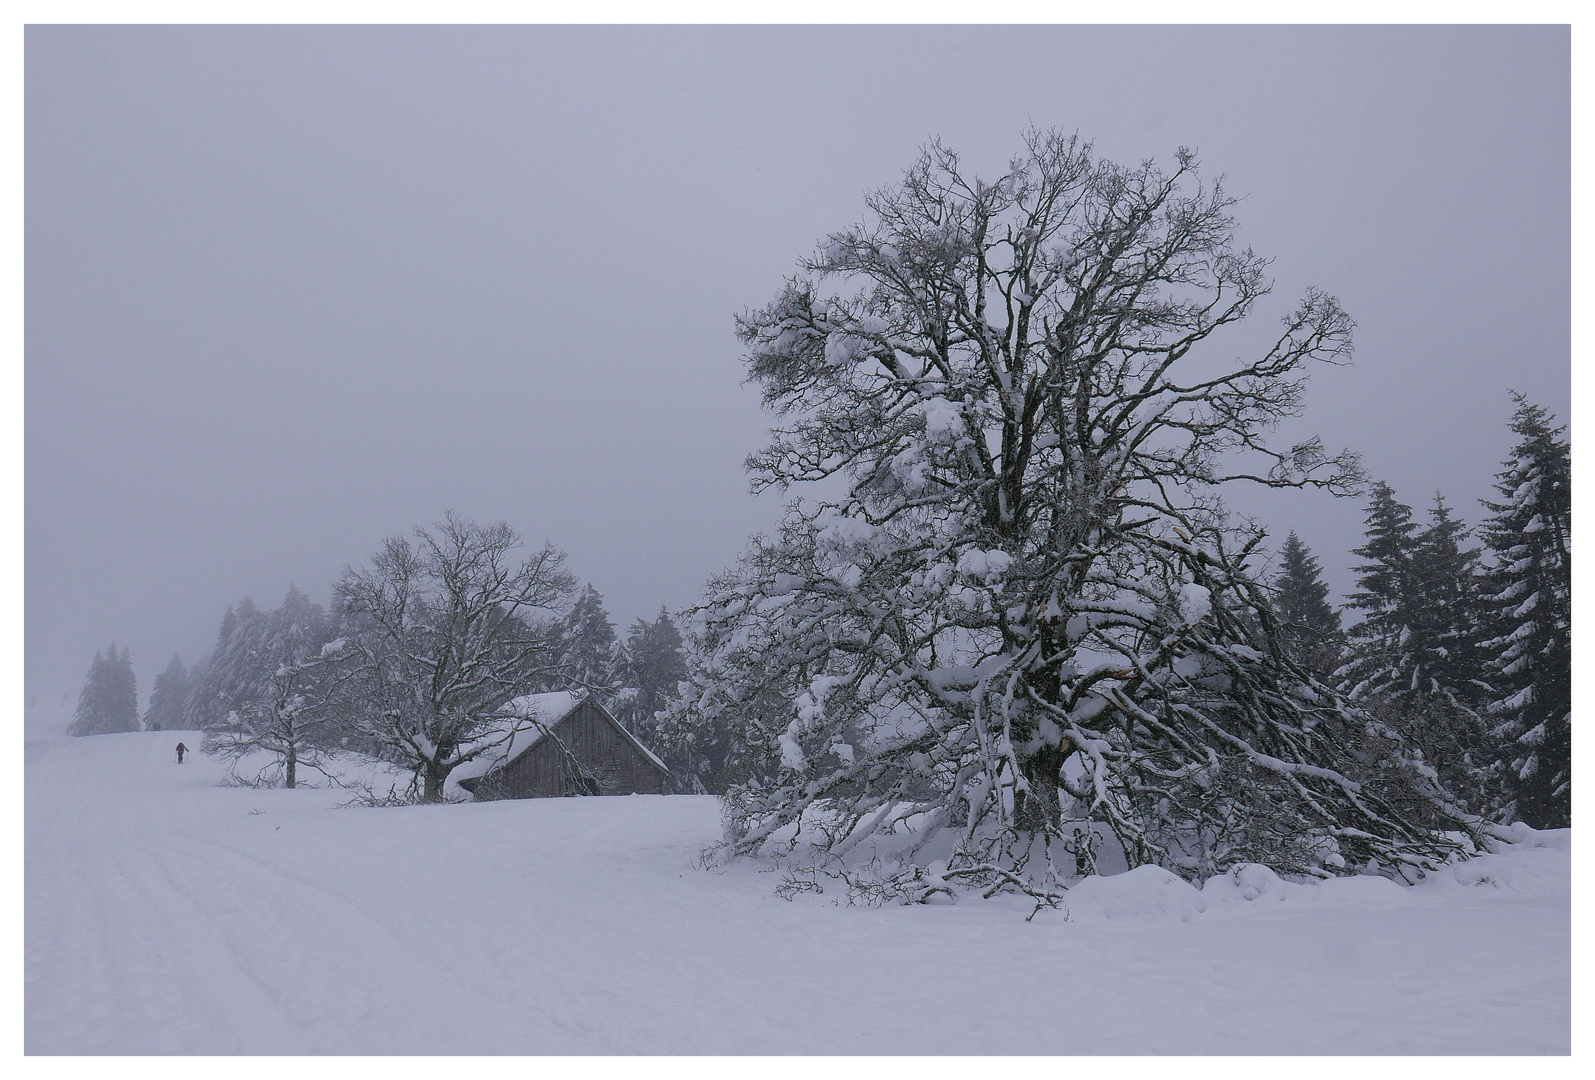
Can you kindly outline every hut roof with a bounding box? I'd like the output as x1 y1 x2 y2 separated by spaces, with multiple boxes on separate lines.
446 692 668 797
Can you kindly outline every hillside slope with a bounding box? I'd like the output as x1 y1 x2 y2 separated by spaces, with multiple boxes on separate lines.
25 731 1570 1054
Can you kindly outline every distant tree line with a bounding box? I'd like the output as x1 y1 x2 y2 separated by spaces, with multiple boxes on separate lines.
71 513 690 797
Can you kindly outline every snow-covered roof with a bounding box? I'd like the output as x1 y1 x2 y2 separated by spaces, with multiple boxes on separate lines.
444 692 669 797
445 693 581 793
502 691 582 727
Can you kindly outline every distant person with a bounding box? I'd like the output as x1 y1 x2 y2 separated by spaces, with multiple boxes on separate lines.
175 742 188 764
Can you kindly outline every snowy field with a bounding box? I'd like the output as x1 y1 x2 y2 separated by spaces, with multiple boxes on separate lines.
25 731 1570 1055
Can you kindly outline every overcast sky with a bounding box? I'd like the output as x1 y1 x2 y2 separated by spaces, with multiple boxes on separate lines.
25 25 1569 735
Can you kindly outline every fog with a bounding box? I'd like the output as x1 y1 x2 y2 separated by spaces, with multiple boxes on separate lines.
25 25 1569 734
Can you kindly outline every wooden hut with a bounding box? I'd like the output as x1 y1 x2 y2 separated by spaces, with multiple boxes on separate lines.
449 692 672 800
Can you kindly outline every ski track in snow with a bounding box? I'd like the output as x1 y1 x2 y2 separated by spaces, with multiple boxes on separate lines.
26 732 1570 1054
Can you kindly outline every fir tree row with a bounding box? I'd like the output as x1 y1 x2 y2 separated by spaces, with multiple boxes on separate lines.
1271 394 1569 829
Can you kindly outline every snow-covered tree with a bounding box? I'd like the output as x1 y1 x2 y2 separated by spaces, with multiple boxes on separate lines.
664 617 797 796
1270 531 1343 676
679 132 1470 890
182 598 266 730
625 609 688 717
1412 495 1489 691
333 513 577 800
560 584 625 700
1478 395 1570 828
1340 482 1420 700
69 643 139 736
1340 486 1490 807
615 608 691 776
111 646 137 729
201 588 344 787
142 654 190 732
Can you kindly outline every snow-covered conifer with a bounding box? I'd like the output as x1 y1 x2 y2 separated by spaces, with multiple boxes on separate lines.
69 644 139 736
560 584 624 701
109 645 138 730
1478 395 1570 828
142 654 189 732
1413 496 1488 684
1341 486 1490 807
1340 482 1420 702
74 650 107 726
616 608 688 746
67 649 110 736
681 132 1471 890
1270 532 1343 676
182 598 268 730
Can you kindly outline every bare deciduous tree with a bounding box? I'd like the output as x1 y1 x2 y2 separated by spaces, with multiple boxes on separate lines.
333 513 577 800
202 639 347 788
677 132 1474 891
200 587 343 788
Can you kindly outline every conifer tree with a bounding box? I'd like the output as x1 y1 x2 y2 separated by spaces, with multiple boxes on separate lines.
1271 532 1343 676
561 584 624 700
1410 494 1489 698
183 598 267 730
182 604 236 729
143 655 190 732
69 643 139 736
1478 395 1571 828
111 645 138 729
617 608 689 750
1341 485 1490 807
1340 483 1422 701
68 649 109 737
182 658 208 719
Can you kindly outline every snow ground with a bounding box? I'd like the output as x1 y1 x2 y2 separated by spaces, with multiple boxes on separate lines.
25 731 1570 1055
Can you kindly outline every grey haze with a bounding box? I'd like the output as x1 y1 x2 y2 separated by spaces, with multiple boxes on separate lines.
25 25 1569 734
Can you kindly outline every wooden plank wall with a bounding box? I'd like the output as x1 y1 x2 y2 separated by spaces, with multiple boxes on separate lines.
476 702 669 799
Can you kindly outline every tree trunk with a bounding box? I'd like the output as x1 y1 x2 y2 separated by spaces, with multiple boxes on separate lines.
423 762 448 801
285 750 297 789
1016 745 1065 834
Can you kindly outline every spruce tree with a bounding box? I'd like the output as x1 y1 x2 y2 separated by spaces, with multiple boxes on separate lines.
1410 494 1489 699
1478 395 1571 829
183 598 267 730
1340 483 1422 702
143 655 189 732
1341 485 1491 808
67 649 109 737
109 645 138 730
68 643 139 735
560 584 623 699
1271 532 1343 676
618 608 688 744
